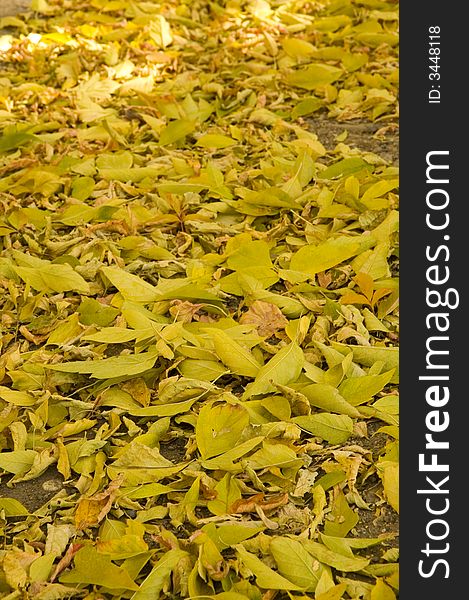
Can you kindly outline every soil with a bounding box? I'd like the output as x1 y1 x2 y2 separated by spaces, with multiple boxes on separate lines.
0 0 30 18
0 465 64 513
352 420 399 561
0 0 31 36
306 116 399 165
159 434 188 463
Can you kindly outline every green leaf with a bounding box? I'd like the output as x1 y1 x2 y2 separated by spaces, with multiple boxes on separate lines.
235 546 302 590
324 490 359 537
293 414 353 444
196 402 249 459
351 243 391 281
159 119 196 146
202 436 264 471
370 210 399 243
361 180 398 204
196 134 236 148
282 38 316 57
207 473 242 516
302 384 362 417
371 579 397 600
315 583 348 600
320 533 394 552
97 530 148 559
219 268 279 295
226 240 274 270
107 442 183 486
83 327 138 343
247 442 302 470
0 130 37 153
14 263 90 294
156 281 220 303
331 343 399 383
0 450 37 475
342 52 368 72
242 342 304 399
282 151 315 199
0 498 29 516
338 369 395 406
156 182 207 194
119 483 173 501
286 64 342 90
60 545 139 590
47 347 159 379
206 328 262 377
271 537 324 591
290 236 375 276
0 386 37 407
96 151 133 170
78 297 120 326
318 158 371 180
303 540 370 572
377 460 399 513
30 553 56 583
71 176 95 200
131 549 187 599
99 167 164 182
101 266 160 303
205 523 265 551
292 97 324 119
178 359 227 381
356 32 398 47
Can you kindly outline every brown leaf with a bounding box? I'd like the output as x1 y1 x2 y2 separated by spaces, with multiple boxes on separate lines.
120 378 151 407
19 325 48 345
50 542 85 582
74 474 124 530
200 481 218 500
239 301 288 337
87 220 130 235
169 300 204 323
230 492 288 514
205 560 230 581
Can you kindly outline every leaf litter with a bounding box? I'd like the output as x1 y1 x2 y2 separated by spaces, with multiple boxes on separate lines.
0 0 399 598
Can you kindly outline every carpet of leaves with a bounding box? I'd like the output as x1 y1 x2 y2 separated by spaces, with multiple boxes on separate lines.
0 1 399 598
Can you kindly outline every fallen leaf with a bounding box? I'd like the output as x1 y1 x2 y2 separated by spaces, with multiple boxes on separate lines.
75 475 124 529
239 301 288 337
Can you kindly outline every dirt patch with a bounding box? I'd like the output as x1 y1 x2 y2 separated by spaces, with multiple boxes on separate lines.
352 420 399 561
307 116 399 164
0 1 30 18
352 419 390 460
0 465 64 513
159 434 189 463
356 475 399 540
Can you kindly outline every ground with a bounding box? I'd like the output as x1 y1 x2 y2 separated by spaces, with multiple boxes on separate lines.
0 0 30 19
0 1 399 598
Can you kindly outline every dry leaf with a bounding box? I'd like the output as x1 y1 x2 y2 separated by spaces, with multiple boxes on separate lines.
240 301 288 337
231 492 289 514
74 475 124 530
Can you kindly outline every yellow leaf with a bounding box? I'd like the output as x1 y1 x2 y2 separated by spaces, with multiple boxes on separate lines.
282 38 316 58
377 460 399 513
371 579 397 600
286 64 342 90
196 134 236 148
315 582 348 600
